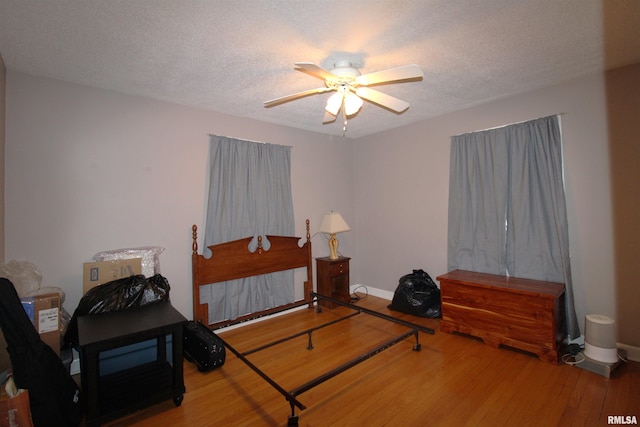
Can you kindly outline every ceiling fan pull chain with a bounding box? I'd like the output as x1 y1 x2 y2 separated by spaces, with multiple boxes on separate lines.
342 105 348 137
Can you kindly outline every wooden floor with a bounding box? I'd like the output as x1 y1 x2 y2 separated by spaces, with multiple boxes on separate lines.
103 296 639 427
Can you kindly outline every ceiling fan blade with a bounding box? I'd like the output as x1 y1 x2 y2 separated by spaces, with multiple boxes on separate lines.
356 64 423 86
264 87 331 107
294 62 336 81
322 110 337 124
355 87 410 113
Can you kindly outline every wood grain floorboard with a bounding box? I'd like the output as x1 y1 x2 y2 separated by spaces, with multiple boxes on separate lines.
101 296 639 427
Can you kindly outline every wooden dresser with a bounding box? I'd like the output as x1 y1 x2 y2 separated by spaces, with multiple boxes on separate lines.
436 269 565 363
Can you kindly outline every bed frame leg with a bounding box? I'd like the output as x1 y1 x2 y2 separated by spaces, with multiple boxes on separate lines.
307 331 314 350
288 402 299 426
413 330 422 352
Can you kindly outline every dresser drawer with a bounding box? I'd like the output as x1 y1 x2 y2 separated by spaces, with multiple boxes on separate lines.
330 262 349 276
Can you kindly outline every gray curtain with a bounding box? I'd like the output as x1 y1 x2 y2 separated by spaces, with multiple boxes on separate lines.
448 116 579 339
202 135 295 324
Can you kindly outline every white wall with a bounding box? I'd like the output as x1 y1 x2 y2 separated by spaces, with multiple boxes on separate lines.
4 69 621 341
353 71 615 336
4 71 355 318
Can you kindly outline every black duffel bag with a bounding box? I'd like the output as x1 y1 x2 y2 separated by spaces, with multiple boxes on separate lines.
388 269 441 318
183 321 226 372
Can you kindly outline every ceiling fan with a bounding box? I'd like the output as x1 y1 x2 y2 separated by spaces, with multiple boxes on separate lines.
264 60 423 127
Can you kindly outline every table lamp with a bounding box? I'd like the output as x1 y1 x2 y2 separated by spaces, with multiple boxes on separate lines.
318 211 351 260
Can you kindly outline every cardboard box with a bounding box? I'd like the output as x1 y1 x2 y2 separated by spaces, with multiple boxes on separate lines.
83 258 142 294
21 293 60 356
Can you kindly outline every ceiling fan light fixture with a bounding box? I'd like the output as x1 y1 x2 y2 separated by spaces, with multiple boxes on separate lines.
344 92 363 116
325 91 343 116
266 61 423 131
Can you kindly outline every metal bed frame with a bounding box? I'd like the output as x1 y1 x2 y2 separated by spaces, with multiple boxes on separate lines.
191 221 435 425
218 292 435 426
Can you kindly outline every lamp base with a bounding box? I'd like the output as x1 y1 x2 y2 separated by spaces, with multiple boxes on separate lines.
328 234 339 260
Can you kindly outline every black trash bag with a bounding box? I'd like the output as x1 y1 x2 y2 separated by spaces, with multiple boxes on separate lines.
388 269 441 318
63 274 170 349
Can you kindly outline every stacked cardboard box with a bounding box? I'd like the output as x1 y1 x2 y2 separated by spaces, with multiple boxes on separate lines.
20 293 61 356
82 258 142 294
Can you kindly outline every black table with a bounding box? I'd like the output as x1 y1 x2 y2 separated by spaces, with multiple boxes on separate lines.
77 302 187 426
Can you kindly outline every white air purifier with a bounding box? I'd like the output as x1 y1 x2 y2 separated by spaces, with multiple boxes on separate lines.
583 314 618 364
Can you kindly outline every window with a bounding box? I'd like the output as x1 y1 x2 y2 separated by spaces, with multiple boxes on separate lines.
447 116 579 338
202 135 294 323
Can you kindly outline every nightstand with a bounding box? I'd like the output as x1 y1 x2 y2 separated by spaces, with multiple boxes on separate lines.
77 302 187 426
316 256 350 309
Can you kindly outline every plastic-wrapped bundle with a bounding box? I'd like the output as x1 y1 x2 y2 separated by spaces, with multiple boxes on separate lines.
93 246 164 277
0 260 42 297
63 274 170 349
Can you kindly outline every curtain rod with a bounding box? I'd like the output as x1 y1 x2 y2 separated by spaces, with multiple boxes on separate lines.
208 134 292 148
451 113 565 138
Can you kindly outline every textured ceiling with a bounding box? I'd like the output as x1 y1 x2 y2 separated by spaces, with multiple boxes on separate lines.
1 0 639 139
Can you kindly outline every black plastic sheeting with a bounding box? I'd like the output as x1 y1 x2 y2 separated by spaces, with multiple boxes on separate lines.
63 274 170 349
388 269 441 318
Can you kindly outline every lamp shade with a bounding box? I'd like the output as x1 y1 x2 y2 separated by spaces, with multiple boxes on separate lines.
344 92 363 116
318 212 350 234
325 92 343 116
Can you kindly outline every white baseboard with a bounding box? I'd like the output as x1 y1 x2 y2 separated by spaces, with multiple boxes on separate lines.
351 284 393 301
218 285 391 333
617 343 640 362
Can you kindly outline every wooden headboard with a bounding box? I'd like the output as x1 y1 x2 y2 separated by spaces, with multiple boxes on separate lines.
191 219 313 329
